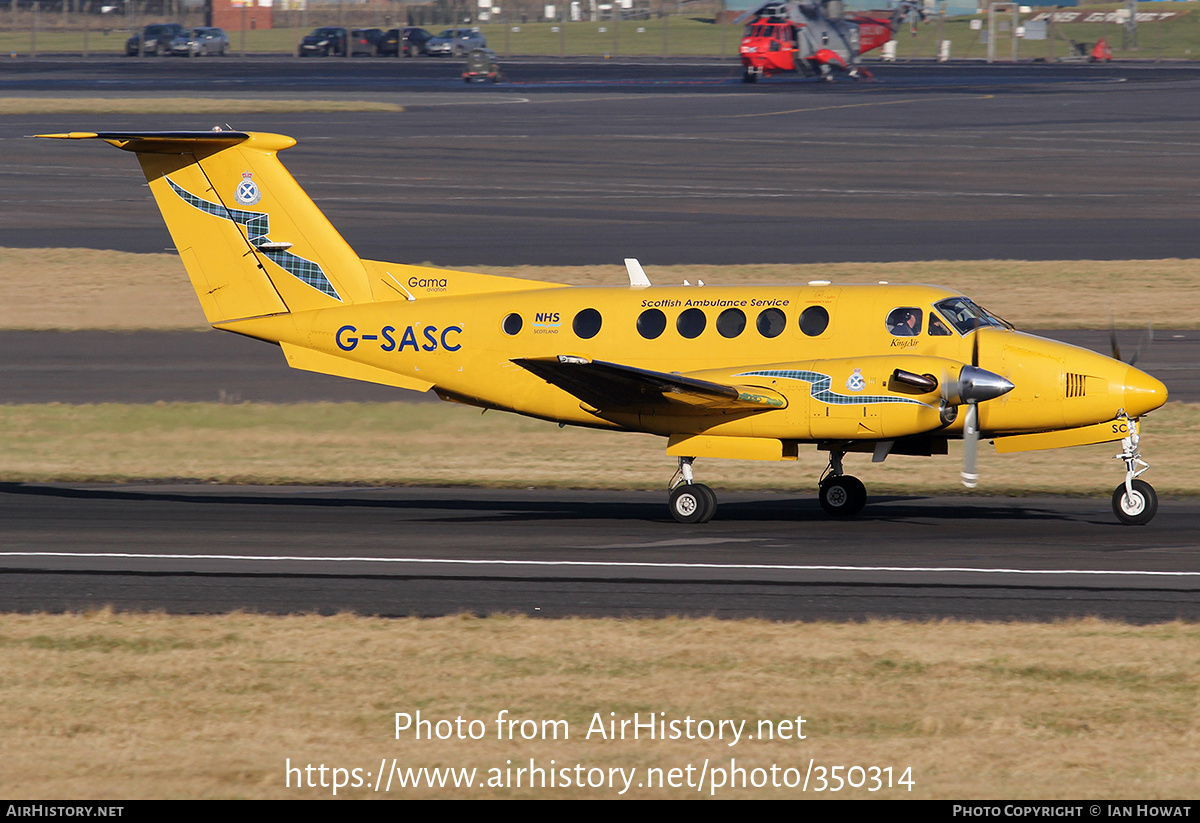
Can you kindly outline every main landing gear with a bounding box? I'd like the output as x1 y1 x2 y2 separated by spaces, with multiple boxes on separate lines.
668 457 717 524
1112 416 1157 525
818 449 866 517
666 451 869 524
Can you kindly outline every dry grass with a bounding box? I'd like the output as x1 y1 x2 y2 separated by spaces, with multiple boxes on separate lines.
0 248 205 330
0 611 1196 799
0 248 1196 330
0 401 1195 495
0 97 404 115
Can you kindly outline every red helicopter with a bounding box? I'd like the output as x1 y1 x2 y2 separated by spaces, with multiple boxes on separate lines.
737 0 925 83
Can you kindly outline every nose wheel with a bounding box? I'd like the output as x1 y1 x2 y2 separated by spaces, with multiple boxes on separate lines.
668 457 717 524
1108 415 1156 525
1112 416 1158 525
1112 479 1157 526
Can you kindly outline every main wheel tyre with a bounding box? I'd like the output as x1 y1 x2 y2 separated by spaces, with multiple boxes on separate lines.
819 476 866 517
669 483 716 524
1112 479 1158 525
742 67 758 83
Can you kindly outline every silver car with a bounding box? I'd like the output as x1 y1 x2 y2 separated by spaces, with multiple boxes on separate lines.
425 28 486 57
169 27 229 57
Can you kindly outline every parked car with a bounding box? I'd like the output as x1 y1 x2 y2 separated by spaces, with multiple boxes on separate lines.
425 28 486 57
379 27 433 57
169 27 229 57
298 27 349 57
125 23 185 57
349 28 387 56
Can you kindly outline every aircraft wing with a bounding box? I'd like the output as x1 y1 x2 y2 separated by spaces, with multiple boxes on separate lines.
513 356 786 413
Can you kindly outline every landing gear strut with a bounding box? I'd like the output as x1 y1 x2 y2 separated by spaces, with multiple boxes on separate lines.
1112 416 1157 525
818 449 867 516
668 456 717 524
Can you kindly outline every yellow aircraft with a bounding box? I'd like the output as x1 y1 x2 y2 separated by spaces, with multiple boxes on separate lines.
40 129 1169 525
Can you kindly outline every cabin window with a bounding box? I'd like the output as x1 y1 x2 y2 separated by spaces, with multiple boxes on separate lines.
637 308 666 339
677 308 707 339
573 308 602 339
757 308 786 338
799 305 829 337
887 307 922 337
717 308 746 339
502 313 523 335
928 313 952 336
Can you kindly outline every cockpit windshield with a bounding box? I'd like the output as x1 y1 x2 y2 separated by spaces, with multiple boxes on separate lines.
932 297 1012 335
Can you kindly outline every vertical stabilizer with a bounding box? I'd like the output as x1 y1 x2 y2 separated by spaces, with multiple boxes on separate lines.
38 130 375 324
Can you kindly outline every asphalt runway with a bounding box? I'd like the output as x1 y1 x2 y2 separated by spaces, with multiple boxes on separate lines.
4 59 1200 265
2 484 1198 621
2 58 1196 620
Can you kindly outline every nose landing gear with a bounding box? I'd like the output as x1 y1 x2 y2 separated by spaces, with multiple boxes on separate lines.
1112 416 1157 525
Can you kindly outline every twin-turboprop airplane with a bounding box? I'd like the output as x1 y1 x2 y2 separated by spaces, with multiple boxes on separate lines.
41 129 1168 524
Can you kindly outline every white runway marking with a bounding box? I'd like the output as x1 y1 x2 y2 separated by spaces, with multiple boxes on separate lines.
2 552 1197 577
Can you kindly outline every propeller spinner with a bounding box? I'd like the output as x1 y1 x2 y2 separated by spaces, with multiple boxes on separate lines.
941 330 1015 488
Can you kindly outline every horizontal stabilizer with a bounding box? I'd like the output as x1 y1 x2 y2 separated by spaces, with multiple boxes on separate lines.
37 130 251 154
280 343 434 394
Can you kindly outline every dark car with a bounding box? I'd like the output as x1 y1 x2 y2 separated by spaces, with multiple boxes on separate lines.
379 27 434 57
168 27 229 57
350 28 387 56
298 26 349 57
125 23 185 57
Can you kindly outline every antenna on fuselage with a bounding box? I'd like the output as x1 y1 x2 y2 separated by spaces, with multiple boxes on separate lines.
625 258 651 288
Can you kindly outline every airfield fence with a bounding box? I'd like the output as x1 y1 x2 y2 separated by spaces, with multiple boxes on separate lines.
0 0 1192 60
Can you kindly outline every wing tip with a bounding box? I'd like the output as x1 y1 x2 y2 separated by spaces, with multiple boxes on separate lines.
34 132 100 140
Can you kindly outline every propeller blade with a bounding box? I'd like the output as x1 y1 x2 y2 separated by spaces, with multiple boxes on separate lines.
1130 323 1153 367
961 401 979 489
1109 318 1154 366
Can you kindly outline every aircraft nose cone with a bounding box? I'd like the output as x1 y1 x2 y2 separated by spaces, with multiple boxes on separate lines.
1123 365 1168 418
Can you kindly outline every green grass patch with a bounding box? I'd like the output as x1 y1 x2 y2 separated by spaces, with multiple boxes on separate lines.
899 3 1200 63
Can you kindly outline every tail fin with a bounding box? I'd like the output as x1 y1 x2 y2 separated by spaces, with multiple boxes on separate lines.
38 130 374 324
